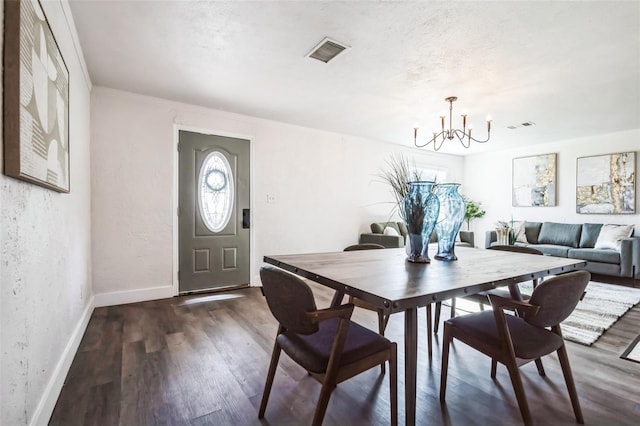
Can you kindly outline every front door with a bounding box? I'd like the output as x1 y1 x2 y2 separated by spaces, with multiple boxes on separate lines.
178 130 250 293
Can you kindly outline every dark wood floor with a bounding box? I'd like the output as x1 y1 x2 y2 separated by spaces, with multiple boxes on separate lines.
51 280 640 425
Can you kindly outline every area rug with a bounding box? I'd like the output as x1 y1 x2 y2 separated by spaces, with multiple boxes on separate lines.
620 335 640 363
451 281 640 346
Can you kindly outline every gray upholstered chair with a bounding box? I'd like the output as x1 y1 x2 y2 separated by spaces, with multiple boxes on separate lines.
259 266 398 425
440 270 590 426
433 245 544 333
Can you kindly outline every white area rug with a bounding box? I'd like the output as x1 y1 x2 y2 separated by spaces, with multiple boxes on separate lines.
452 281 640 346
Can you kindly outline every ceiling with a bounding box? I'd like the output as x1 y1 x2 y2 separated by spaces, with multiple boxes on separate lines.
68 0 640 156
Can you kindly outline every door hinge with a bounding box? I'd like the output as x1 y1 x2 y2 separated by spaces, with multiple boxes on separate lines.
177 141 181 152
177 270 181 280
177 206 180 216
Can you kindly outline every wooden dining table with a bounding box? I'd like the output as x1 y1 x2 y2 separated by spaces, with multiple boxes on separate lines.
263 246 586 425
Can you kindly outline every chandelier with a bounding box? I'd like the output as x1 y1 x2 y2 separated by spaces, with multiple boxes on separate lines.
413 96 492 151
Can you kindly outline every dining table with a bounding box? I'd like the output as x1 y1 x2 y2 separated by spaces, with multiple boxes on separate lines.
263 246 586 425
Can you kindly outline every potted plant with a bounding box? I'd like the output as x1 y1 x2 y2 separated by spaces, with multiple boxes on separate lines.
464 198 486 230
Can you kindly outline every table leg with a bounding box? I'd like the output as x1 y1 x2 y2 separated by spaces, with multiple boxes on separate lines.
405 307 418 426
330 290 345 307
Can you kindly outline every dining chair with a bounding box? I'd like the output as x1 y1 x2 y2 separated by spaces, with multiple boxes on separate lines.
258 266 398 426
344 243 434 361
440 270 590 426
433 245 544 333
344 243 388 335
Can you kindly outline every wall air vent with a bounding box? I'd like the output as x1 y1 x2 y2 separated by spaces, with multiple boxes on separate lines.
306 37 349 63
507 121 536 129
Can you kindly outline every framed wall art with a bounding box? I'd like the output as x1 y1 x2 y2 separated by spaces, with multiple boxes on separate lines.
4 0 70 192
512 153 557 207
576 152 635 214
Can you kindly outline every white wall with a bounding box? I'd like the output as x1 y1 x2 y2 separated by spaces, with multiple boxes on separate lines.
90 87 464 303
0 1 93 425
463 129 640 244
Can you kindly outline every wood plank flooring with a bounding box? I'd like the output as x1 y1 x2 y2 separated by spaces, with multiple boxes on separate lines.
50 280 640 425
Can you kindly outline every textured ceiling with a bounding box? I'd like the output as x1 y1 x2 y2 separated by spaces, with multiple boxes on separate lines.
69 0 640 156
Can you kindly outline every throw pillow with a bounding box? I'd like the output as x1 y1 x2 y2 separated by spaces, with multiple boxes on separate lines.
579 223 603 248
370 223 384 234
383 226 400 236
512 221 527 243
594 224 634 251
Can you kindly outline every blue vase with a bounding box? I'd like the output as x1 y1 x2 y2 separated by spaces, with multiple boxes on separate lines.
403 181 440 263
434 183 466 261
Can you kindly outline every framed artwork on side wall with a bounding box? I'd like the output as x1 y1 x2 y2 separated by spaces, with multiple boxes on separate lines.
576 152 635 214
3 0 70 192
512 153 557 207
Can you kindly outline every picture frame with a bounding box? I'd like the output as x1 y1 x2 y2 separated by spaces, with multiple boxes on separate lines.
512 153 557 207
3 0 70 192
576 151 636 214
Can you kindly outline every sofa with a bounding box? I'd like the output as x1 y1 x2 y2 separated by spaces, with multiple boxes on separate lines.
359 222 475 248
485 221 640 279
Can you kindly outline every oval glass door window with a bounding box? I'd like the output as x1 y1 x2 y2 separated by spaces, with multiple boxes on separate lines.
198 151 234 232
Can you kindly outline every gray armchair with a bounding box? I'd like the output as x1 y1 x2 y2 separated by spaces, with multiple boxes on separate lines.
360 222 475 249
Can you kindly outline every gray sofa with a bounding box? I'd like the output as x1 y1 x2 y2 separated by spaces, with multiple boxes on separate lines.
360 222 474 248
485 221 640 279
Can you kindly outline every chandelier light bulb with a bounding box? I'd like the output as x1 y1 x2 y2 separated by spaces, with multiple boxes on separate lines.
413 96 492 151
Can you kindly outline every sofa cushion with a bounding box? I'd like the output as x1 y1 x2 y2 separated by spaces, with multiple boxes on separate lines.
397 221 408 237
371 223 384 233
530 244 570 257
579 223 603 248
537 222 582 248
594 224 634 251
524 221 543 244
370 222 401 235
512 221 527 243
567 248 620 265
383 226 399 236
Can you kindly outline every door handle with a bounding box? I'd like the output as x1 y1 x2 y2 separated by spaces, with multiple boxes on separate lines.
242 209 250 229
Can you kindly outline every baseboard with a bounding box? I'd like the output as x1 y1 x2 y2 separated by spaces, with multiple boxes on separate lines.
94 285 175 308
29 295 95 426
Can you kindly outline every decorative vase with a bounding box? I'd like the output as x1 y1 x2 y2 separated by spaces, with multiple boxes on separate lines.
496 228 509 245
434 183 466 261
403 181 440 263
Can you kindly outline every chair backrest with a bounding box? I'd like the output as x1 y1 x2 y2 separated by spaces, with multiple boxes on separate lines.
260 266 319 335
488 245 543 255
344 243 385 251
525 270 590 328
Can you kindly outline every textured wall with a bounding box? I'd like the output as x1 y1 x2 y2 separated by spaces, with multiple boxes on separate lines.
0 2 92 425
463 129 640 236
90 86 464 296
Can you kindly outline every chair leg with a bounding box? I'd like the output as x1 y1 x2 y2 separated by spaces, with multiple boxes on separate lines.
313 380 337 426
440 324 453 402
505 359 532 426
490 359 498 378
426 304 433 360
258 340 282 418
377 310 387 374
434 301 442 333
389 343 398 426
557 344 584 424
450 298 457 318
534 358 546 376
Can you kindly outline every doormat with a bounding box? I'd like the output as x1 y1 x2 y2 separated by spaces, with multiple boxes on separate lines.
620 335 640 363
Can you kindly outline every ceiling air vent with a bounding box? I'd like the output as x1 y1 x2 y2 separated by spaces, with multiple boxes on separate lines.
306 37 349 63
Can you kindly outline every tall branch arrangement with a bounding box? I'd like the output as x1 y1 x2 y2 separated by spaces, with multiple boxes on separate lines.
378 153 423 222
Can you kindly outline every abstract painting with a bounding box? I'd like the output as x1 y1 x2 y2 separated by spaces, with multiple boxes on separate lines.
4 0 70 192
512 153 557 207
576 152 635 214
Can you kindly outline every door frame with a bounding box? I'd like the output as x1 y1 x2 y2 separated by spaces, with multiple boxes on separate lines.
172 124 254 296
